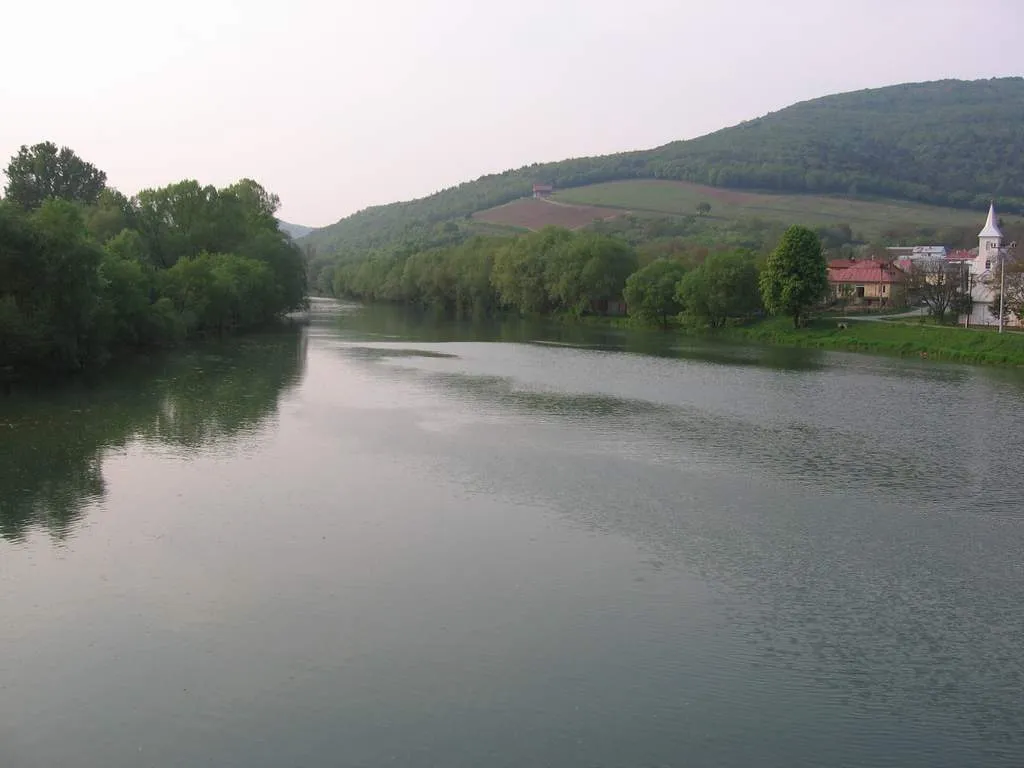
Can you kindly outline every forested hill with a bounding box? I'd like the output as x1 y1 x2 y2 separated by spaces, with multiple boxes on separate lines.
277 220 314 239
303 77 1024 256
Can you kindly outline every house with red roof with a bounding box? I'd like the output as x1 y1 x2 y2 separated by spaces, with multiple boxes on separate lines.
532 184 554 199
828 259 908 306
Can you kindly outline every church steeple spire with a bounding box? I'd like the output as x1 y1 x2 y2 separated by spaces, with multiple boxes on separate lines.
979 201 1003 239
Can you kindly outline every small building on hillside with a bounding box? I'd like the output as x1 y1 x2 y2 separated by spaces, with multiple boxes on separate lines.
828 259 909 307
532 184 554 199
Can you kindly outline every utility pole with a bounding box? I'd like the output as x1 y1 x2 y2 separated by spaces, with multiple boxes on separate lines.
999 247 1005 333
998 241 1018 333
964 267 973 329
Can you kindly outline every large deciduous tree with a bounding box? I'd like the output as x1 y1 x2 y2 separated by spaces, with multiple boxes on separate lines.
759 225 828 327
545 232 637 316
2 141 307 378
988 255 1024 323
678 251 761 327
0 200 107 371
491 227 571 315
85 188 136 244
623 259 687 328
3 142 107 209
906 259 966 322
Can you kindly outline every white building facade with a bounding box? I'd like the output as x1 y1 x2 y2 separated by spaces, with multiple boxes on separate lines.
886 245 947 261
960 203 1019 327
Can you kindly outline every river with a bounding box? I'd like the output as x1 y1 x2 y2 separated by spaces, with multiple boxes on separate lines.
2 300 1023 767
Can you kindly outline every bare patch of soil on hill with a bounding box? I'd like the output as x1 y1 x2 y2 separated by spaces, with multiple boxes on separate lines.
472 198 621 231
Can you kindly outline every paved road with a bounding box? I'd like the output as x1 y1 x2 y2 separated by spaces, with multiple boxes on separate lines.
834 307 929 322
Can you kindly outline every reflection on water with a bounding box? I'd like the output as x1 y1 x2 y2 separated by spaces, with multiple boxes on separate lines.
3 301 1024 768
331 302 834 370
0 329 306 542
324 310 1024 752
416 369 1024 744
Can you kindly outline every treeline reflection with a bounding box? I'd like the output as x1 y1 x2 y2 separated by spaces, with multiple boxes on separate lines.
0 330 306 542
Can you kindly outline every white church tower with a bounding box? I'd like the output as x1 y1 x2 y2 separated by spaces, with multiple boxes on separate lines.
973 201 1003 277
964 202 1004 326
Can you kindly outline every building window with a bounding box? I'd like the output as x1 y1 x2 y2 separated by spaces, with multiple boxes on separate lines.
986 260 991 270
881 284 887 294
856 285 865 298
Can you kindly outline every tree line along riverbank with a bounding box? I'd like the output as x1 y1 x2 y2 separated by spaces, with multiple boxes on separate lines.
1 143 307 383
321 217 1024 367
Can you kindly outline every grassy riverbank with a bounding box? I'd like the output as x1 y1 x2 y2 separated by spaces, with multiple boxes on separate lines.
558 312 1024 366
715 316 1024 366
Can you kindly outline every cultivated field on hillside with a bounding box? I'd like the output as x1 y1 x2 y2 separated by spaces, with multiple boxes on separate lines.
553 180 1019 240
472 198 621 231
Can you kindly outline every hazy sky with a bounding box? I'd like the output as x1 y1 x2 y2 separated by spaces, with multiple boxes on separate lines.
3 0 1022 226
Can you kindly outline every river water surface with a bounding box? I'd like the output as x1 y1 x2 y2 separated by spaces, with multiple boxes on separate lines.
2 301 1023 767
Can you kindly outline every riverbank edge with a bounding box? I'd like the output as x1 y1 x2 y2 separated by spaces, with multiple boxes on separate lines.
556 313 1024 367
1 315 307 393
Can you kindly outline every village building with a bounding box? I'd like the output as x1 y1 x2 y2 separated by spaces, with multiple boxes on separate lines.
831 204 1019 326
956 203 1020 327
885 245 947 261
532 184 554 199
828 259 908 307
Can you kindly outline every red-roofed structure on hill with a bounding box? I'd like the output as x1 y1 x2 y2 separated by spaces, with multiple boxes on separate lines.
532 184 554 199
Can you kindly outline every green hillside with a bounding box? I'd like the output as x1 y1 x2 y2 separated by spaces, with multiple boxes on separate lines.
554 180 1020 241
303 77 1024 257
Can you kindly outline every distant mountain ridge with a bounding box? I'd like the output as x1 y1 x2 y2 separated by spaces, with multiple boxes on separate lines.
303 77 1024 256
277 220 314 240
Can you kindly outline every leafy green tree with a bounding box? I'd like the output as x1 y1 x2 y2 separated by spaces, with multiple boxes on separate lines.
27 200 107 369
492 227 571 314
104 228 149 263
448 238 499 316
141 181 235 266
696 202 711 216
401 248 455 309
3 142 107 210
678 251 761 327
546 232 637 316
815 223 854 250
96 248 154 348
85 189 136 244
0 202 46 368
225 178 281 229
1001 257 1024 321
985 254 1024 324
237 229 307 311
2 142 307 379
623 259 688 328
759 225 828 327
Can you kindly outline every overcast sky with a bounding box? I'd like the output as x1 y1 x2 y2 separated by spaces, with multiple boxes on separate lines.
3 0 1022 226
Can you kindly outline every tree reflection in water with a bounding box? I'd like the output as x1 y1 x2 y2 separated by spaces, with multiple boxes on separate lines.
0 328 306 542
